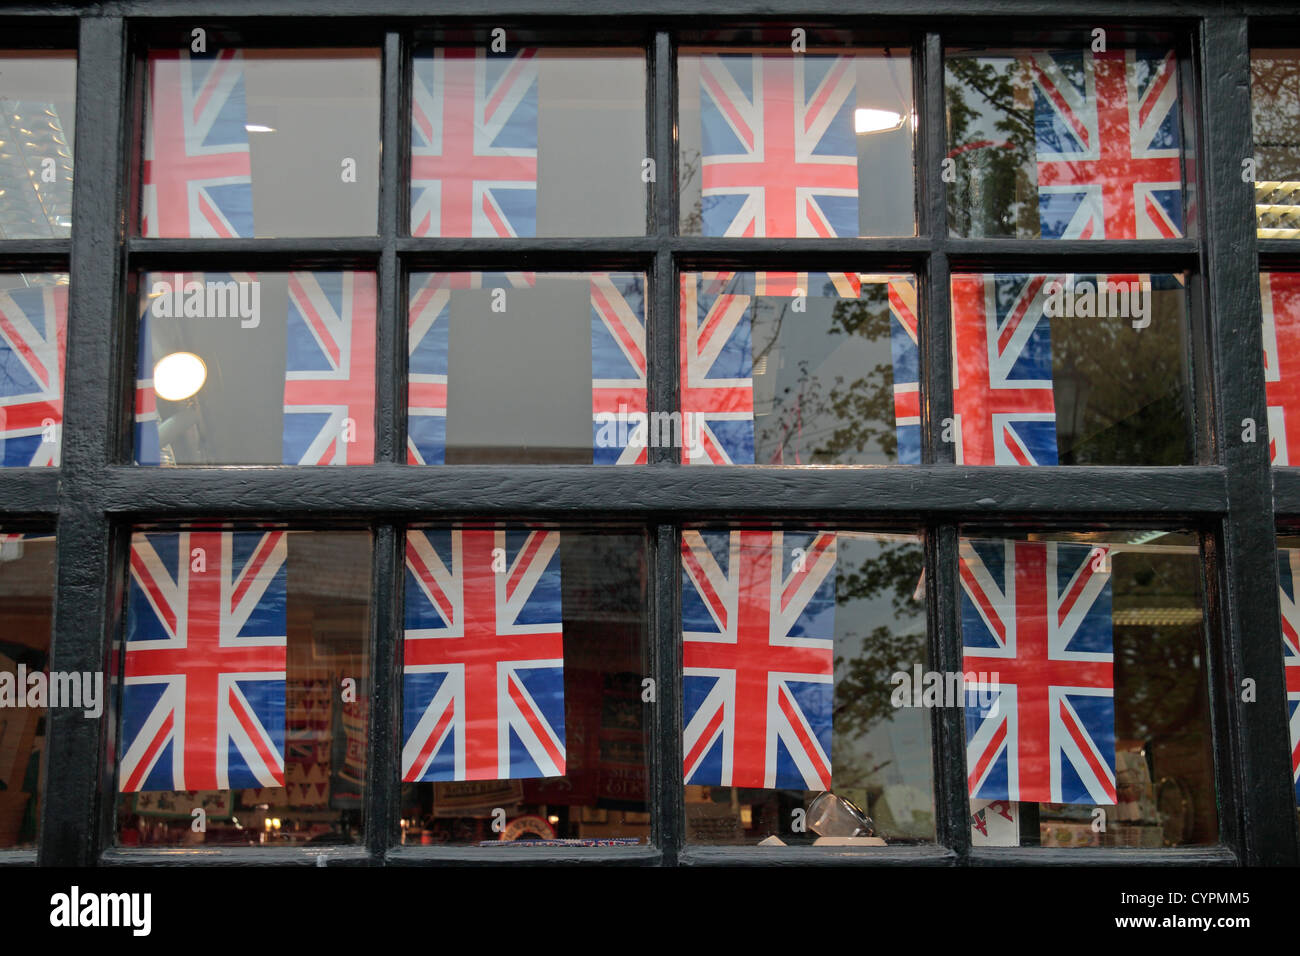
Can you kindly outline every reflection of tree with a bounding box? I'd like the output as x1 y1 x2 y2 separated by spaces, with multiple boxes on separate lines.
832 540 926 741
1252 56 1300 182
752 286 898 464
679 148 704 234
945 57 1036 237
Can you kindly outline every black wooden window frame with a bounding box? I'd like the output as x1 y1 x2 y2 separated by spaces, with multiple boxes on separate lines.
0 0 1293 867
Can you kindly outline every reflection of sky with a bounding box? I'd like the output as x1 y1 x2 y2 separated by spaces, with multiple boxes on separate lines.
833 533 933 801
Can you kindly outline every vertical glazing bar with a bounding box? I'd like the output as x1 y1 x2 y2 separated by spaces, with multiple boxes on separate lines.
376 30 406 466
365 523 401 862
650 29 684 862
39 16 129 866
1199 15 1297 865
651 30 678 467
653 522 683 863
921 31 970 862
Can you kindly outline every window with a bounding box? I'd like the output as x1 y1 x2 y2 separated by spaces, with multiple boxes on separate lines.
0 6 1293 871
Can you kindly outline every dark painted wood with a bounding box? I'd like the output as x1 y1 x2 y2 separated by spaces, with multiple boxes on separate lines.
95 464 1230 517
0 471 60 515
1198 16 1298 866
38 15 128 867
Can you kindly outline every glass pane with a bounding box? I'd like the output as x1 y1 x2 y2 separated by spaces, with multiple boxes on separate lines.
945 47 1186 239
410 47 645 237
0 52 75 238
400 526 649 846
680 272 919 464
682 528 934 846
407 271 646 465
0 532 55 849
141 48 380 238
115 529 371 848
134 270 376 465
960 530 1215 848
1251 50 1300 239
950 272 1192 465
0 273 67 467
678 45 915 237
1275 538 1300 818
1262 272 1300 465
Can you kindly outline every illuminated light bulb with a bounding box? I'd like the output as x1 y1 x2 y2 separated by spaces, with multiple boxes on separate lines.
244 124 276 133
547 815 560 825
855 108 906 134
153 351 207 401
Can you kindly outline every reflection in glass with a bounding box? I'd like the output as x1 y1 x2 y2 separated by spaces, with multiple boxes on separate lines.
400 527 649 846
0 273 67 468
1251 51 1300 239
678 46 915 238
960 530 1215 848
950 272 1191 466
134 271 376 465
0 532 54 849
1262 273 1300 465
410 47 646 237
115 529 371 847
682 528 933 846
142 48 380 238
680 272 919 465
1274 538 1300 822
945 48 1185 240
0 52 75 238
407 271 646 465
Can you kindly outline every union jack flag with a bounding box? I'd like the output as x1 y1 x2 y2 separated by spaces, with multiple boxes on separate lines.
681 530 836 790
142 49 254 239
134 302 161 465
0 284 66 467
680 273 755 465
1278 549 1300 802
120 530 287 792
886 277 921 464
591 274 647 465
402 528 565 782
1262 272 1300 465
411 48 538 238
952 273 1058 465
961 539 1116 805
699 53 858 240
283 271 376 465
1032 49 1183 240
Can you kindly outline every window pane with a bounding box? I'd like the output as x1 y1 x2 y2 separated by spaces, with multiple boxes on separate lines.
945 47 1186 240
682 528 934 846
960 531 1216 848
1262 272 1300 465
0 274 67 467
407 271 646 465
0 52 74 238
681 272 919 464
1251 50 1300 239
410 47 646 237
0 532 54 849
1275 538 1300 818
678 45 915 237
401 526 649 846
115 529 371 848
134 270 376 465
950 272 1192 465
141 48 380 238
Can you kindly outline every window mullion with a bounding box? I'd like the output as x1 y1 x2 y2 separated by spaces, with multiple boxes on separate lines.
1198 13 1298 865
39 15 129 867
